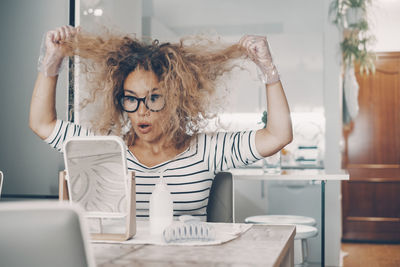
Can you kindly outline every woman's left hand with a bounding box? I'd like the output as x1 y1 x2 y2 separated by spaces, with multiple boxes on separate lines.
239 35 280 84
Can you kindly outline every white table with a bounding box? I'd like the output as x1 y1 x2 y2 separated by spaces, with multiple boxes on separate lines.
93 224 296 267
230 168 349 266
231 168 349 181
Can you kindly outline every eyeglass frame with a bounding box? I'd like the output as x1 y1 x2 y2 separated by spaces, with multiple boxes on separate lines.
118 93 166 113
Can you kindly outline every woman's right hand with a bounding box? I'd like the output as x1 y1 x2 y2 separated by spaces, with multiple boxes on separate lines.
38 25 80 77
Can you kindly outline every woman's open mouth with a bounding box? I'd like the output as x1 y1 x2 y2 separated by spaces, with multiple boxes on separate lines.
137 123 152 134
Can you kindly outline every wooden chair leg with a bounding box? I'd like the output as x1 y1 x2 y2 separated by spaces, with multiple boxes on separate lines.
58 170 69 201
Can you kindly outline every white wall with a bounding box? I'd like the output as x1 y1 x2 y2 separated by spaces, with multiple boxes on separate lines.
148 0 325 112
370 0 400 52
0 0 69 196
76 0 142 126
323 0 343 265
0 0 143 196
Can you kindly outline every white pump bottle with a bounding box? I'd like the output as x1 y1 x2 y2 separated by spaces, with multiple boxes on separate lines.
149 173 173 235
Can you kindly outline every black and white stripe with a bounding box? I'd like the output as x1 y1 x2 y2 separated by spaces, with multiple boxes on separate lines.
45 120 262 221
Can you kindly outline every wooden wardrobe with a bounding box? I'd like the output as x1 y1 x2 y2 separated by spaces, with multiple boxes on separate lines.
342 52 400 242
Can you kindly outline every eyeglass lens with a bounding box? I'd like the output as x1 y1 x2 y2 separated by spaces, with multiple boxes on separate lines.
121 92 165 112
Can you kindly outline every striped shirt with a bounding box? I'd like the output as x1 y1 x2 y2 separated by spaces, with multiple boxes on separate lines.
45 119 262 221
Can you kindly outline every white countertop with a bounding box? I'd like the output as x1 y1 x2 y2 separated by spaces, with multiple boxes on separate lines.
230 168 349 181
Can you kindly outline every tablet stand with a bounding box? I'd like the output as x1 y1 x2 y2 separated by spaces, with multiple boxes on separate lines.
59 170 136 241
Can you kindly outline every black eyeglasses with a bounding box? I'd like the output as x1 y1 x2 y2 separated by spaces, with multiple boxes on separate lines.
119 93 165 113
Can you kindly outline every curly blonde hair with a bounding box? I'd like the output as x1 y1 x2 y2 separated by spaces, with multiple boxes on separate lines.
65 30 247 149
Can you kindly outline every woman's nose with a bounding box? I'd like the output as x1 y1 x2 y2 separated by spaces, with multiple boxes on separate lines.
137 100 148 116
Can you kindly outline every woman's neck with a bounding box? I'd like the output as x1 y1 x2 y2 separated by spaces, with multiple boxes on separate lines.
129 137 187 167
133 136 172 154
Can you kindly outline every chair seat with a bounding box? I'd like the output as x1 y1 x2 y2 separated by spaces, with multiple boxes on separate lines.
245 215 316 226
245 214 318 265
294 224 318 240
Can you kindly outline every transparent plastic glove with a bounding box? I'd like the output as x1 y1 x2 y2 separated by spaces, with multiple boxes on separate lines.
37 25 79 77
239 35 280 84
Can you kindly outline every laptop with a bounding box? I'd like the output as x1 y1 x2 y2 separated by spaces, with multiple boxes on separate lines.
0 201 95 267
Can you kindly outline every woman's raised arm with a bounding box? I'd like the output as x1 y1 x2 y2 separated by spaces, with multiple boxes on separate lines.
239 35 293 157
29 25 78 140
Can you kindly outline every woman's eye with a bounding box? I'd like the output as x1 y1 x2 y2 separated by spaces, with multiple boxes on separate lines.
125 96 137 103
149 94 161 102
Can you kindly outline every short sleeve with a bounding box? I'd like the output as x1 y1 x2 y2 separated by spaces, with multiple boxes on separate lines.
208 130 262 173
44 119 94 152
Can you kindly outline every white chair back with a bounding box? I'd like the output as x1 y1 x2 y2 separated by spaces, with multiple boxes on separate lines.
0 201 95 267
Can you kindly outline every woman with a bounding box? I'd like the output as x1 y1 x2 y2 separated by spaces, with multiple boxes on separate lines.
30 25 292 221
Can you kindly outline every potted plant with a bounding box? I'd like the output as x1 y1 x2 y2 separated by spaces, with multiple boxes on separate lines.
329 0 375 74
341 31 375 74
329 0 371 29
329 0 375 124
344 0 371 27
